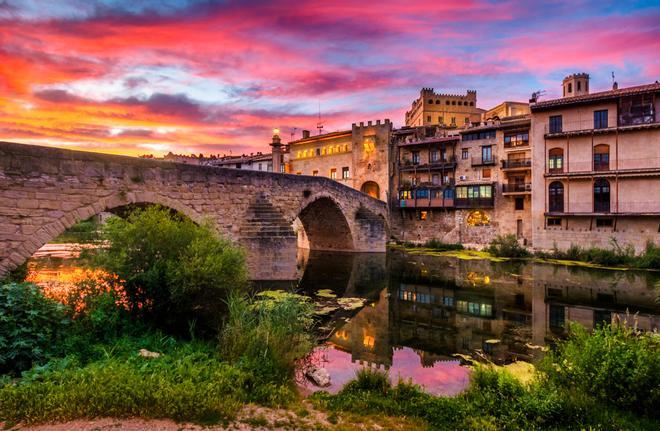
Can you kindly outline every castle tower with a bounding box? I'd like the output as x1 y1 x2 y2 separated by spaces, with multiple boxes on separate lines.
562 73 590 97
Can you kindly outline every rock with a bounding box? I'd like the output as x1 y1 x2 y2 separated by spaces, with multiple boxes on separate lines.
305 366 331 387
138 349 161 358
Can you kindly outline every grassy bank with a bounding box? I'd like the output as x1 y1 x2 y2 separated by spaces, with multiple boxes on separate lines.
392 236 660 271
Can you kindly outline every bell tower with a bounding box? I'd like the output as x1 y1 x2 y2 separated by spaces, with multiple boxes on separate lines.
562 73 590 97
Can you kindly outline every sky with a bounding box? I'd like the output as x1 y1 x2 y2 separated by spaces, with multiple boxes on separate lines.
0 0 658 157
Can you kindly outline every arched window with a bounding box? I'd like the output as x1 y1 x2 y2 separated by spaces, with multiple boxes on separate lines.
361 181 380 199
548 148 564 173
594 144 609 171
549 181 564 212
568 82 572 93
428 99 434 104
594 179 610 212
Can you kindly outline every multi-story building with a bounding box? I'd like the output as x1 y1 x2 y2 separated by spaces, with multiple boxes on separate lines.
206 152 273 172
285 120 392 201
392 106 533 245
530 74 660 252
405 88 484 127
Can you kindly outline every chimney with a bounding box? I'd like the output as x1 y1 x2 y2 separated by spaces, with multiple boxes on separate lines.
302 130 310 139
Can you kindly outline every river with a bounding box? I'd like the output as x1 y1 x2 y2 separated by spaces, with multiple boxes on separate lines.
26 245 660 396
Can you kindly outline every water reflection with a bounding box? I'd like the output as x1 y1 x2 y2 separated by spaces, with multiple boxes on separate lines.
26 245 660 395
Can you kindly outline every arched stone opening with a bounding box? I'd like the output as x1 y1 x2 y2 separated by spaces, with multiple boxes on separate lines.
297 197 354 251
360 181 381 200
4 194 204 275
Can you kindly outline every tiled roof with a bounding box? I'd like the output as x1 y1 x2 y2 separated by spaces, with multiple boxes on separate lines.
531 82 660 111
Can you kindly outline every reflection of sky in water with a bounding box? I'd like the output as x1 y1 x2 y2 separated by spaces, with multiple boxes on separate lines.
302 346 471 396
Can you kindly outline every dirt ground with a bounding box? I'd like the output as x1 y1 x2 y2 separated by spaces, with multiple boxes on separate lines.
3 402 423 431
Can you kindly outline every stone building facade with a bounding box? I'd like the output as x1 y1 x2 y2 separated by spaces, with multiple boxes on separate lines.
391 109 533 246
285 120 393 202
530 75 660 252
405 88 484 127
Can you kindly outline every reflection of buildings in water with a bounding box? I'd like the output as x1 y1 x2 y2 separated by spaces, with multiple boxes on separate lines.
330 251 660 369
329 288 392 370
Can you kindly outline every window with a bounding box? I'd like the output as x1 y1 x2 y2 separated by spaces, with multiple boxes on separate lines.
462 148 469 159
435 99 440 104
258 163 262 171
312 170 318 176
236 163 242 169
430 150 439 163
596 218 613 227
341 167 350 179
457 101 462 106
296 171 302 175
504 132 529 147
577 81 582 91
594 109 608 129
593 144 609 171
443 296 454 307
594 179 610 212
481 145 493 163
549 115 563 133
316 148 321 156
594 310 611 328
428 99 433 104
330 168 337 179
547 217 561 227
549 304 565 328
465 117 469 124
567 82 572 94
450 117 456 125
515 197 524 210
549 181 564 212
456 185 493 200
418 211 428 221
462 130 496 141
482 168 491 179
452 100 456 105
432 174 440 185
399 190 412 199
411 151 420 165
548 148 564 173
427 115 431 122
446 100 450 105
438 116 443 124
619 94 654 126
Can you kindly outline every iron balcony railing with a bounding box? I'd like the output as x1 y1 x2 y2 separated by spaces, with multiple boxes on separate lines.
502 183 531 193
501 158 531 169
471 155 497 167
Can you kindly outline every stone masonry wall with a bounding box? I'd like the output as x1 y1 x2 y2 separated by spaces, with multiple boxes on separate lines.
0 142 389 279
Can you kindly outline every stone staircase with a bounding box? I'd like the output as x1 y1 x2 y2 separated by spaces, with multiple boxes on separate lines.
240 194 296 239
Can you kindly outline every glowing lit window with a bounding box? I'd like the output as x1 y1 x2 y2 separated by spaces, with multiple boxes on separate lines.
363 335 375 348
419 211 428 220
467 210 490 226
457 300 468 312
330 168 337 179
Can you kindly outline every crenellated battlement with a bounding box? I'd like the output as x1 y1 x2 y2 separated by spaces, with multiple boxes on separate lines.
352 119 392 130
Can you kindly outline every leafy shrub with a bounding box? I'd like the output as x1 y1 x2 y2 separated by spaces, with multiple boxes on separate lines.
424 238 464 251
52 217 102 244
1 262 28 284
637 241 660 270
0 340 249 424
0 283 68 374
486 234 530 258
220 291 315 385
540 322 660 417
343 368 390 395
95 206 248 335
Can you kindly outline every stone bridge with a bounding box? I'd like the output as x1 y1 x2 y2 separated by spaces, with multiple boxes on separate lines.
0 142 389 280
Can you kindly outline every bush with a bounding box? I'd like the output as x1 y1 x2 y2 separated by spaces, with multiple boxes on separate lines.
220 291 315 385
52 217 102 244
0 339 250 424
487 234 530 258
540 322 660 417
0 283 68 374
95 206 248 336
637 242 660 270
424 238 464 251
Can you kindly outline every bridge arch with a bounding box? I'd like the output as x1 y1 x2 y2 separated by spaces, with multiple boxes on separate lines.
296 195 354 251
0 141 389 279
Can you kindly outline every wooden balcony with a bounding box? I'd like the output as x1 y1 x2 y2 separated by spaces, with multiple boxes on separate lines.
455 197 494 208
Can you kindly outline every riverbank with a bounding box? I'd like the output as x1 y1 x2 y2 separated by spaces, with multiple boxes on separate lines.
390 242 660 271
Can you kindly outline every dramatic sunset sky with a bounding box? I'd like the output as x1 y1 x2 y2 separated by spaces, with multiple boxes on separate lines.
0 0 658 157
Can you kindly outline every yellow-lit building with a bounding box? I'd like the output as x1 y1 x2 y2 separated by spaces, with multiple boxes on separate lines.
405 88 484 127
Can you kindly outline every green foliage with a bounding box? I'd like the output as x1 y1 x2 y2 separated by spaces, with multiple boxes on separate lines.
314 365 658 430
487 234 531 258
343 368 391 395
424 238 464 251
1 262 28 283
0 338 246 424
95 205 248 335
535 239 660 270
0 283 68 374
220 292 315 386
52 217 102 244
540 322 660 417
